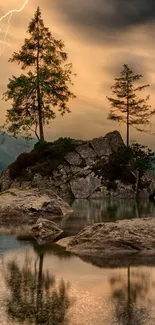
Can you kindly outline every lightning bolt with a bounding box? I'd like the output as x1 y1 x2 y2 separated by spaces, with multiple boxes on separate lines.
0 0 29 56
0 13 12 56
0 0 29 22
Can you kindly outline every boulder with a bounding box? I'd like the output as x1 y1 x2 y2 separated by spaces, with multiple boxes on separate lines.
0 188 73 226
65 151 83 166
90 130 124 157
31 217 63 245
67 218 155 257
76 143 96 159
70 166 82 174
70 174 101 198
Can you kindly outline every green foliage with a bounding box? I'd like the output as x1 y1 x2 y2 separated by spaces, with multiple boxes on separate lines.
9 137 75 179
3 6 76 140
31 159 61 176
34 137 74 159
107 64 154 146
48 137 74 159
96 142 155 184
34 139 48 150
9 152 39 179
93 158 106 170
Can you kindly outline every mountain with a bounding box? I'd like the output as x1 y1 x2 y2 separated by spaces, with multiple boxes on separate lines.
0 131 37 172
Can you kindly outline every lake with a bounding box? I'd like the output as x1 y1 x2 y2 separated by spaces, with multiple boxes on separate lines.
1 199 155 325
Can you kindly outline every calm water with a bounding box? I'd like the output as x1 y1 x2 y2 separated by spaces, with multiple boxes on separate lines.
1 199 155 325
62 198 155 235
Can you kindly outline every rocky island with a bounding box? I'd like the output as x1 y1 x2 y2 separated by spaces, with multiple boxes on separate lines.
0 130 155 252
0 130 154 199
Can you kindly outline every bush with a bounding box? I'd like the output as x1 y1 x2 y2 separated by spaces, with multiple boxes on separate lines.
9 137 75 180
9 151 39 179
34 137 74 159
93 142 155 186
34 140 49 150
31 159 61 176
93 158 106 170
49 137 74 159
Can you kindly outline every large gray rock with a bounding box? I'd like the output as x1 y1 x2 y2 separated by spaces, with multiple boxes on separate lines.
67 218 155 257
90 130 124 157
31 217 63 245
0 188 73 226
70 174 101 198
65 151 82 166
76 143 96 159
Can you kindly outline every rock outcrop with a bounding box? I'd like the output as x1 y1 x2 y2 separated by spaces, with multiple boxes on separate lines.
70 174 101 199
31 217 63 245
0 130 154 199
67 218 155 257
0 188 73 226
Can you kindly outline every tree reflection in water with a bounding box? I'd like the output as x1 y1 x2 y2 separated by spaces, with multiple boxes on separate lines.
110 266 150 325
3 251 73 325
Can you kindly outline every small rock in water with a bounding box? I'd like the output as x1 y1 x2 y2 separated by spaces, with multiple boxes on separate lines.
31 217 63 245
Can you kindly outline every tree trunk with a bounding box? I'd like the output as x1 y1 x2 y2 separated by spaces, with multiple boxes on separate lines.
126 71 129 147
36 14 44 141
127 111 129 147
36 253 44 323
135 170 140 198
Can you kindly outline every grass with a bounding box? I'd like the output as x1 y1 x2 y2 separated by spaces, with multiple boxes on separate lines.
0 189 17 196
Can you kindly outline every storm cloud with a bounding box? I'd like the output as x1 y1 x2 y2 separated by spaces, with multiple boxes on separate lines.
0 0 155 148
52 0 155 35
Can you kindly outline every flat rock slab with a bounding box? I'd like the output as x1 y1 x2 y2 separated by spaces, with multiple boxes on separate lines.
67 218 155 256
56 236 75 247
0 188 73 226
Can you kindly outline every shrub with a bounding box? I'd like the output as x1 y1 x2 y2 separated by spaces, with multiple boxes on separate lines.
31 159 61 176
49 137 74 159
106 180 118 191
34 137 74 159
9 151 39 179
93 158 106 170
93 142 155 187
9 137 75 180
34 140 49 150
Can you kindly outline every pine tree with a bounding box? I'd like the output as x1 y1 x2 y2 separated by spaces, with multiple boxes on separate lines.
107 64 154 146
3 7 76 140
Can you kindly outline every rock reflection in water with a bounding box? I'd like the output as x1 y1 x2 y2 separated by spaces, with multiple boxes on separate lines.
110 267 150 325
3 249 73 325
62 199 155 235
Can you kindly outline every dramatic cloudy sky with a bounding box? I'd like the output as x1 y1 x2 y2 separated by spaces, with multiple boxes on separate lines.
1 0 155 147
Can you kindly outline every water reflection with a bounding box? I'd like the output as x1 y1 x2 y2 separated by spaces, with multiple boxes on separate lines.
110 267 150 325
63 199 155 235
1 242 155 325
3 250 72 325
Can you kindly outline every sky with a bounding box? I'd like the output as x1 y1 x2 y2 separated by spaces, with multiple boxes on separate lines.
1 0 155 147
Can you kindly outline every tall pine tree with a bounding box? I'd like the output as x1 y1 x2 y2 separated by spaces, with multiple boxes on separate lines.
3 7 76 140
107 64 154 146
